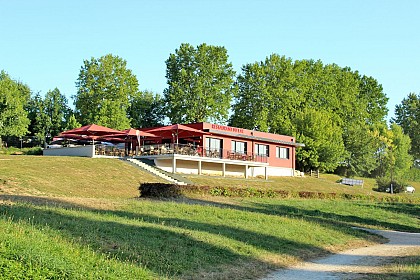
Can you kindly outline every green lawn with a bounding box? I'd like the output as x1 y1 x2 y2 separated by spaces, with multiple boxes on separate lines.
0 155 419 279
0 155 164 198
186 173 420 200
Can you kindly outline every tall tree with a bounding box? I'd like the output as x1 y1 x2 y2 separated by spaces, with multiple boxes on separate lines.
27 92 44 138
341 122 382 177
393 92 420 159
44 88 70 137
164 43 237 124
230 54 389 175
129 90 164 128
74 54 138 130
0 70 30 145
294 108 346 172
64 114 81 131
230 54 303 134
27 88 70 144
358 75 388 125
27 92 48 141
230 61 272 131
375 123 413 180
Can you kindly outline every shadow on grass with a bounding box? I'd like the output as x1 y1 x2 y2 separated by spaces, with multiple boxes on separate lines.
369 202 420 218
104 210 330 258
176 197 420 233
0 194 94 210
0 195 331 279
0 202 252 278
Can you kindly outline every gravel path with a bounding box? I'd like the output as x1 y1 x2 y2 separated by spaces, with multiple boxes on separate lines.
261 228 420 280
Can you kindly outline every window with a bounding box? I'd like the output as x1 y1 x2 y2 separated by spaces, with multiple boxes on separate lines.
205 137 222 158
206 137 222 150
276 147 290 159
232 140 247 154
254 143 269 157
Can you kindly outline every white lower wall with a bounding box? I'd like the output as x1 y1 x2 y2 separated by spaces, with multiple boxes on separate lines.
154 158 294 177
250 166 294 177
43 145 95 157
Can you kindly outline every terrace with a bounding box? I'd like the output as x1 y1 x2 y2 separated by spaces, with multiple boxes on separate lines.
135 143 269 179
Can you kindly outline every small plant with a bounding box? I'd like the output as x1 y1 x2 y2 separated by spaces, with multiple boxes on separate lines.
138 183 181 198
376 177 407 193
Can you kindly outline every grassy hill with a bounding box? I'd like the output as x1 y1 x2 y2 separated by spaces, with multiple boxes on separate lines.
0 155 419 279
186 173 420 200
0 156 164 199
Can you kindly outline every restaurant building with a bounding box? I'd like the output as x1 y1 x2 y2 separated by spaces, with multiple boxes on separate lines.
139 122 303 179
44 122 303 179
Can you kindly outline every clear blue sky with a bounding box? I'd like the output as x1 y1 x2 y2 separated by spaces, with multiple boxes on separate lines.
1 0 419 120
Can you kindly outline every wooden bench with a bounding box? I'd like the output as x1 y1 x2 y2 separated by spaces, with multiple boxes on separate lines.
341 178 364 187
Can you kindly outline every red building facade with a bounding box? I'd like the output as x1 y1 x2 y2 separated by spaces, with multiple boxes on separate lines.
141 122 303 178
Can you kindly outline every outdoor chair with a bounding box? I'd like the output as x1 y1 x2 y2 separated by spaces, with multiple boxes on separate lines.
228 152 235 160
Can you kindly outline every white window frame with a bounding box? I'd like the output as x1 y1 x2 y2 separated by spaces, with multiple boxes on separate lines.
276 147 290 159
232 140 247 154
254 143 269 157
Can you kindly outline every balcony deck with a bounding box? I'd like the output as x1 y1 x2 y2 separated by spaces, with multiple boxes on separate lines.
134 144 269 179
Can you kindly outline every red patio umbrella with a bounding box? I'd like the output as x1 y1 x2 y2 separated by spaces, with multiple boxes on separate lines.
122 128 158 138
97 136 126 143
145 124 207 144
61 124 124 136
98 128 161 152
60 124 125 145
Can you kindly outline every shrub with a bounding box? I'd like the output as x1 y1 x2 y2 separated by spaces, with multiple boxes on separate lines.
0 147 43 155
138 183 420 203
23 147 43 155
403 167 420 182
376 177 407 193
138 183 181 198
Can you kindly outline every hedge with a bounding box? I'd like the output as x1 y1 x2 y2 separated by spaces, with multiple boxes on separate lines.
138 183 419 203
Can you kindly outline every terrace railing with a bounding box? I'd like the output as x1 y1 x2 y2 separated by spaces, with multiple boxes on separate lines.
95 145 131 157
140 143 267 163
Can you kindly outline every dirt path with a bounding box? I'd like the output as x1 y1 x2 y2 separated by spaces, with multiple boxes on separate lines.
261 228 420 280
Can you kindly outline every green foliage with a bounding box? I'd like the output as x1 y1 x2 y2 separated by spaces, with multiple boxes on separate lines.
139 183 182 198
64 114 81 130
387 123 413 179
0 70 31 143
373 124 409 178
358 75 389 125
342 123 382 177
294 108 346 172
164 43 237 124
230 54 388 174
393 92 420 159
44 88 71 137
0 146 42 155
230 55 302 133
376 177 407 194
27 88 70 142
74 54 138 130
129 90 164 128
136 183 419 203
372 123 413 185
404 166 420 182
27 92 46 140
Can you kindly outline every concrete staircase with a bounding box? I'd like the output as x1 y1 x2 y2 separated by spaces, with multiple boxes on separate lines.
125 158 188 185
